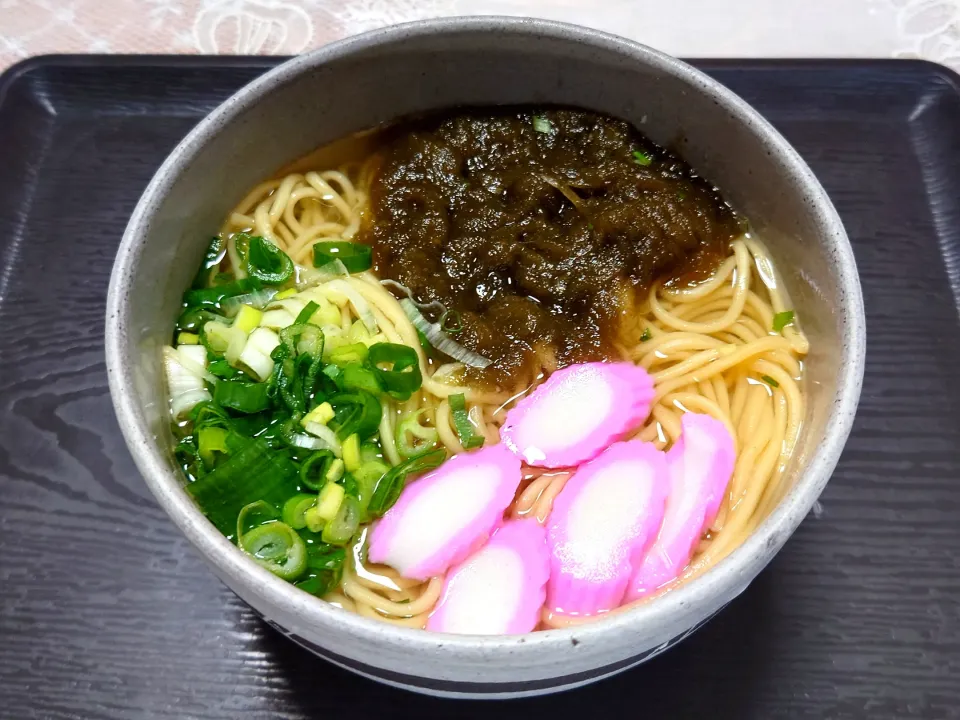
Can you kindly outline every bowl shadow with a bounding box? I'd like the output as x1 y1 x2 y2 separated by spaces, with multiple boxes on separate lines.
243 568 780 719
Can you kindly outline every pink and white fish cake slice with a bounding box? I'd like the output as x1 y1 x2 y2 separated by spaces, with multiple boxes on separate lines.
501 362 655 468
427 520 550 635
368 444 522 581
627 413 736 601
546 440 669 616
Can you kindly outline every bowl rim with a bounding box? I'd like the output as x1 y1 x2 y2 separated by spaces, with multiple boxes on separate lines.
105 15 865 659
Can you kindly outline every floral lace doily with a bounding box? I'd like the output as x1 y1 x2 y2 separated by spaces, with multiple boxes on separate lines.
1 0 960 74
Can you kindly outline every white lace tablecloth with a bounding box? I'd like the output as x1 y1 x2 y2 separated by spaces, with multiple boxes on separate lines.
0 0 958 74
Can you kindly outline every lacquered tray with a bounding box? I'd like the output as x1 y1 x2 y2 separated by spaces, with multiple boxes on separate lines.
1 56 958 719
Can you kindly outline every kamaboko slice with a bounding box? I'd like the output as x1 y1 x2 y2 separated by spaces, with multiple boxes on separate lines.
427 520 549 635
626 413 735 601
547 440 668 616
368 444 522 581
501 362 654 468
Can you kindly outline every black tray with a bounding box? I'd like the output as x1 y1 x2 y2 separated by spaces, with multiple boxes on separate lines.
2 56 959 720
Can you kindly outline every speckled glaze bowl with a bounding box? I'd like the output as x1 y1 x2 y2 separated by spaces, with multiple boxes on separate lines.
105 17 865 698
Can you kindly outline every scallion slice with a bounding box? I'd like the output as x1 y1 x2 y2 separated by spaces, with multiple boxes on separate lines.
338 363 382 395
313 241 373 273
213 380 270 413
449 392 484 449
294 300 319 326
367 342 422 401
282 494 318 530
183 278 263 311
299 450 339 491
329 391 382 440
192 236 227 288
240 520 307 580
400 299 492 369
294 544 346 596
243 234 294 285
772 310 795 333
368 447 446 517
532 115 555 134
395 409 439 458
329 343 369 367
321 495 361 546
187 438 300 538
353 460 389 518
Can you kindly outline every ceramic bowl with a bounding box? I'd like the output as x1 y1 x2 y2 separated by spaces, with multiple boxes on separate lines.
105 16 865 698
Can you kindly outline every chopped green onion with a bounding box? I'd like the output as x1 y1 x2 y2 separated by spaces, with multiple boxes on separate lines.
198 426 229 467
401 299 492 369
772 310 795 333
449 393 484 449
279 323 323 359
187 437 300 538
532 115 555 134
234 304 263 333
243 234 294 285
338 363 381 395
229 411 279 439
238 327 280 381
353 460 389 518
342 433 361 473
294 544 346 596
202 320 245 362
368 447 446 517
294 300 319 326
300 421 342 455
192 236 227 288
329 391 382 440
236 500 280 539
347 318 373 345
367 343 422 401
300 450 337 492
315 482 345 523
282 494 317 530
359 442 383 465
174 436 203 482
176 307 222 334
439 309 462 334
183 278 262 311
329 342 369 367
240 520 307 580
221 288 279 318
313 241 373 273
302 402 335 427
760 374 780 388
640 328 652 342
323 364 342 384
338 473 360 500
396 409 439 458
325 458 345 484
207 360 239 379
321 495 361 546
213 380 270 414
190 401 232 431
303 506 325 533
632 150 653 167
177 332 200 345
416 328 433 356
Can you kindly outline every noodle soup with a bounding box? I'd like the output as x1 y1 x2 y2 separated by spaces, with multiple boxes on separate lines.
166 108 807 634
